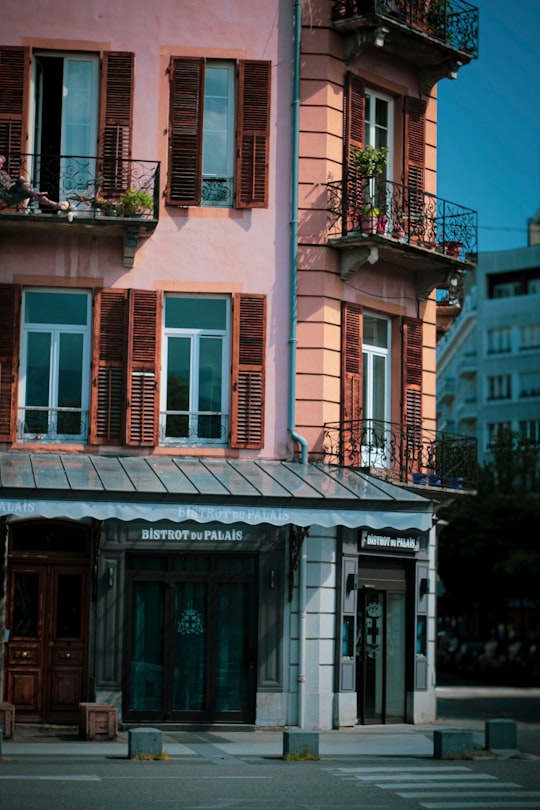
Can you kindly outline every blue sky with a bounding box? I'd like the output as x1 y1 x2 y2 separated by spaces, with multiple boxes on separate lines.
437 0 540 254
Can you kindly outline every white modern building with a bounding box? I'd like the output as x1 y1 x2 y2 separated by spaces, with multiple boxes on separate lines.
437 226 540 467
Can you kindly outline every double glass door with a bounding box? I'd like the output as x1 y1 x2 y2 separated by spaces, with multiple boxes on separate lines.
126 554 257 724
356 586 406 724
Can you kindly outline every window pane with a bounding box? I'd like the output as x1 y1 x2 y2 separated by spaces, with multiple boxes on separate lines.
203 66 231 178
215 583 249 712
363 316 388 348
165 297 227 330
25 292 88 325
372 355 386 421
199 337 223 411
13 573 40 637
130 582 164 712
166 337 191 437
56 574 82 638
173 583 207 711
26 332 51 406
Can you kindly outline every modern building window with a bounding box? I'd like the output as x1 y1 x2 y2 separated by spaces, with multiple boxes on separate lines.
519 371 540 399
520 419 540 445
18 289 91 442
167 57 271 209
487 374 512 401
486 327 512 354
492 281 522 299
519 324 540 350
161 295 230 445
486 421 512 450
528 278 540 295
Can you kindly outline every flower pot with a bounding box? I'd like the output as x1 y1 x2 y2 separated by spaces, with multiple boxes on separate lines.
359 214 387 235
443 240 463 258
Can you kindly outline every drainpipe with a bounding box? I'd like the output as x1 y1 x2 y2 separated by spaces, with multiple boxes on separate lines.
297 538 308 728
289 0 309 465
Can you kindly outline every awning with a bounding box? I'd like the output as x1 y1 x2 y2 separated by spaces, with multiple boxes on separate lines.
0 453 433 532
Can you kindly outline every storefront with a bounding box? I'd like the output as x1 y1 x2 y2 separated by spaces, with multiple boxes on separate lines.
0 453 435 727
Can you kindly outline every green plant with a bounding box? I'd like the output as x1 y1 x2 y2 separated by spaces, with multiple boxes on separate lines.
118 187 154 215
351 145 389 176
361 204 380 216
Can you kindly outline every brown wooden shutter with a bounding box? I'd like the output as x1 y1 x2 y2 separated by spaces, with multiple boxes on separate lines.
167 56 204 206
344 73 365 234
341 302 363 424
404 96 426 218
340 303 363 465
89 289 128 445
0 284 21 443
0 46 30 171
344 72 365 166
99 51 134 195
235 60 271 209
126 290 162 446
402 316 423 438
230 293 266 449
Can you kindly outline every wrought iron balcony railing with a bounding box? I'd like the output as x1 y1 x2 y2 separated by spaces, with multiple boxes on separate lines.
322 418 477 490
327 171 477 261
0 152 160 220
160 411 229 446
18 407 88 443
332 0 479 59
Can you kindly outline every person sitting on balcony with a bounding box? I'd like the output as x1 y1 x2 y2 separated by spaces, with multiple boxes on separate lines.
0 155 73 212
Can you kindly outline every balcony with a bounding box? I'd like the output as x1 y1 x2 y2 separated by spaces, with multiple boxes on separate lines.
332 0 479 93
326 172 477 296
0 153 160 268
322 418 477 490
160 411 229 447
18 406 88 444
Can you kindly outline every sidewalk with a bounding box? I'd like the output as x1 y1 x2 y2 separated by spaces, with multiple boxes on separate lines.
0 723 457 760
3 686 540 761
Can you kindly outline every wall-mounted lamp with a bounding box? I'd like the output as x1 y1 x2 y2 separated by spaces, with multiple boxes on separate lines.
269 569 276 590
108 567 115 588
346 572 358 593
420 577 430 598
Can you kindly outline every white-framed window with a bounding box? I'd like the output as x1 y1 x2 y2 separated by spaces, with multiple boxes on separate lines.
161 295 230 445
202 62 236 207
31 52 100 200
18 289 92 442
486 327 512 355
364 89 394 214
362 313 391 463
487 374 512 401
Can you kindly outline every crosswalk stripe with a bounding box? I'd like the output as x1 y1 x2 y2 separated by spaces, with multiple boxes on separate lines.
421 803 540 809
382 782 517 790
400 792 540 799
352 773 497 781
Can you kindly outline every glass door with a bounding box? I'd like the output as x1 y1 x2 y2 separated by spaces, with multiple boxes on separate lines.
125 554 257 724
356 587 406 723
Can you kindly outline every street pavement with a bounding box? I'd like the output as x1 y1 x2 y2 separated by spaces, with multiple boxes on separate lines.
2 686 540 762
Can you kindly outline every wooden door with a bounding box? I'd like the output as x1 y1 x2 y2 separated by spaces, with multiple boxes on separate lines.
5 563 89 721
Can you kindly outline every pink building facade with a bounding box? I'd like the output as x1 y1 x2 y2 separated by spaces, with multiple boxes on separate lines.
0 0 476 730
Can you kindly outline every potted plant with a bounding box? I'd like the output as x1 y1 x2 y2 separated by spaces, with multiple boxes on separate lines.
118 188 154 217
351 145 389 177
359 205 388 235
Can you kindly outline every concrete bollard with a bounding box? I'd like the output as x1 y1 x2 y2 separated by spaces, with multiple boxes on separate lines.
128 727 163 758
283 729 319 758
433 728 476 759
485 719 517 750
